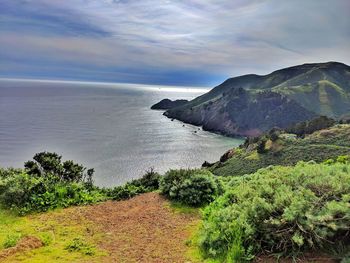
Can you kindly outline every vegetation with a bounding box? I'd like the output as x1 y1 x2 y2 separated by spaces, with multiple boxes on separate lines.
200 160 350 262
164 62 350 136
65 237 96 256
285 115 336 137
160 169 223 206
210 124 350 177
1 123 350 261
0 153 160 215
2 233 22 249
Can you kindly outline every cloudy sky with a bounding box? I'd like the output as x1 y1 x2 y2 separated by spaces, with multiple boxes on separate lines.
0 0 349 86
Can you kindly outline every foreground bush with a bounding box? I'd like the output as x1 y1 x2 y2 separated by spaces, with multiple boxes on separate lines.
0 170 105 214
160 169 222 206
0 152 161 214
199 161 350 261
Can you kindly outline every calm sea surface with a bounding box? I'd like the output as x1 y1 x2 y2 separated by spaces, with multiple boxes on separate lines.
0 79 243 186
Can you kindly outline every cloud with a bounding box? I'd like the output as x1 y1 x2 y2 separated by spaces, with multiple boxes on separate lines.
0 0 349 86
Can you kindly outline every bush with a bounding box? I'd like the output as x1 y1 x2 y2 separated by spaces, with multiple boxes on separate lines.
24 151 94 184
286 116 336 137
2 233 22 248
160 169 222 206
0 168 104 215
200 161 350 260
256 138 267 154
105 168 160 200
65 237 95 255
106 183 147 201
0 153 162 214
129 167 160 191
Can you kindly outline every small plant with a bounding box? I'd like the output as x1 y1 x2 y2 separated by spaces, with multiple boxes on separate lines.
3 233 22 249
39 232 54 246
65 237 95 256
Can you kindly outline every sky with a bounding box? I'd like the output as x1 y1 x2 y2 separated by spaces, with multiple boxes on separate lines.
0 0 349 87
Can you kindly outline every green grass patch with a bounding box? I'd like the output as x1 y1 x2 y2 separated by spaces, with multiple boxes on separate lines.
0 207 106 262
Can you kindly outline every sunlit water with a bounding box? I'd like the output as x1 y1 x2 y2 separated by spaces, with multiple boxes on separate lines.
0 79 243 186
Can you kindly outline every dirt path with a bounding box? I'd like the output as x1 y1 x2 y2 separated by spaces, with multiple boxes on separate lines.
82 192 200 262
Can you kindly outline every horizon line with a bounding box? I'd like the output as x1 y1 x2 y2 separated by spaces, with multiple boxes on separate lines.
0 77 211 93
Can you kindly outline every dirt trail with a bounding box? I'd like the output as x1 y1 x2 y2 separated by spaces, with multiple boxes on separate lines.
83 192 199 262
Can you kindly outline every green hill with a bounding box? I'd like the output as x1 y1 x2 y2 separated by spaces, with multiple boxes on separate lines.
208 124 350 177
163 62 350 136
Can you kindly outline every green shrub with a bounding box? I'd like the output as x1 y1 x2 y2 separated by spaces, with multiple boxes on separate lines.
24 151 94 184
2 233 22 248
129 167 160 191
200 161 350 260
65 237 95 255
0 169 105 214
0 153 160 215
160 169 222 206
342 256 350 263
106 183 147 200
39 232 54 246
256 138 267 154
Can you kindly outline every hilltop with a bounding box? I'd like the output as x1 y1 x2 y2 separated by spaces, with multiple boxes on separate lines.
160 62 350 136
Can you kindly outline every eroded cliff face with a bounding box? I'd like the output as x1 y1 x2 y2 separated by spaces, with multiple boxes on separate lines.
165 89 315 136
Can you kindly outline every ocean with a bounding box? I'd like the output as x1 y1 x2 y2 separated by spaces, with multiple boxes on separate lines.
0 79 243 186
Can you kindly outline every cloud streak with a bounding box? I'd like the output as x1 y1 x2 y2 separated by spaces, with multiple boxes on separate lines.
0 0 349 86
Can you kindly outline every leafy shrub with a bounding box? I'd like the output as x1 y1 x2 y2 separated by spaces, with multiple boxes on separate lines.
342 255 350 263
268 127 281 142
160 169 222 206
106 183 147 200
256 137 267 154
39 232 54 246
65 237 95 255
105 168 160 200
129 167 160 191
200 161 350 260
2 233 22 248
286 116 336 137
0 168 104 214
24 151 94 185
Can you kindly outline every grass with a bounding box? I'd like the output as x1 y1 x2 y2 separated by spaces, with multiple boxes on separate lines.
168 201 201 215
0 207 106 262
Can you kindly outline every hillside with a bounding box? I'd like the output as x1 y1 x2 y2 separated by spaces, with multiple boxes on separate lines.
209 124 350 177
0 130 349 262
163 62 350 136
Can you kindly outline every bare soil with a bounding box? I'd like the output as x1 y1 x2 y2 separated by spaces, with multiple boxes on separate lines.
82 192 199 263
0 236 43 261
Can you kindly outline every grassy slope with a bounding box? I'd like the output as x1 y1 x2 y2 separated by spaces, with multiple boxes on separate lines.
0 193 201 263
169 62 350 118
210 124 350 177
0 207 106 262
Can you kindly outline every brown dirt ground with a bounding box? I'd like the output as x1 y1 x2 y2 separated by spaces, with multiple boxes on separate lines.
82 192 200 263
0 236 43 261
